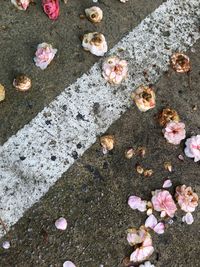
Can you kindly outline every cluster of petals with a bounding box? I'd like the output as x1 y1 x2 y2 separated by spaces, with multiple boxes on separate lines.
102 56 128 85
34 42 57 70
163 121 186 145
128 227 154 263
85 6 103 23
131 86 156 112
128 195 147 212
82 32 108 57
158 108 180 127
11 0 31 10
151 190 177 218
175 185 198 213
145 214 165 234
184 135 200 162
42 0 60 20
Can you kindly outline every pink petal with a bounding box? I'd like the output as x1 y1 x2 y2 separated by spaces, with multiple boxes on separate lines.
153 222 165 234
162 179 172 188
63 261 76 267
145 214 157 229
55 217 67 230
130 246 154 263
128 196 146 212
182 213 194 225
2 241 10 249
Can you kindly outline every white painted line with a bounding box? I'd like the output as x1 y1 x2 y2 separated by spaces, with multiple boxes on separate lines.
0 0 200 237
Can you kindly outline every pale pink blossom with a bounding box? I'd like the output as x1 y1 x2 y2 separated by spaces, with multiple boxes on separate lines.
184 135 200 162
163 122 186 145
82 32 108 57
128 196 147 212
139 261 155 267
129 228 154 263
102 56 128 85
175 185 198 213
34 43 57 70
182 213 194 225
145 214 165 234
162 179 172 188
55 217 67 230
63 261 76 267
151 190 177 218
11 0 30 10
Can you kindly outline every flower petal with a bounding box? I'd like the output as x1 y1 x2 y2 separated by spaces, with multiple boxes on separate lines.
182 212 194 225
153 222 165 234
145 214 157 229
162 179 172 188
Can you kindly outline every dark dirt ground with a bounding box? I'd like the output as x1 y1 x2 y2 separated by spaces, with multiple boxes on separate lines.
0 0 164 145
0 40 200 267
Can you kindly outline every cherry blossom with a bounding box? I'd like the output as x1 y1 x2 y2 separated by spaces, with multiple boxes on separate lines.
42 0 60 20
82 32 108 57
163 121 186 145
34 43 57 70
11 0 30 10
184 135 200 162
145 214 165 234
175 185 198 213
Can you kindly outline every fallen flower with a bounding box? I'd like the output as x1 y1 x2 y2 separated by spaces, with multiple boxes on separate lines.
82 32 108 57
151 190 177 218
102 56 128 85
13 75 31 91
136 164 144 175
162 179 172 188
55 217 67 230
139 261 155 267
100 134 115 154
63 261 76 267
145 214 165 234
184 135 200 162
125 148 135 159
42 0 60 20
144 169 153 177
171 53 190 73
0 84 5 102
137 147 146 158
2 241 10 249
11 0 31 10
163 121 186 145
175 185 198 213
128 196 147 212
158 108 180 127
182 212 194 225
34 43 57 70
131 86 156 112
85 6 103 23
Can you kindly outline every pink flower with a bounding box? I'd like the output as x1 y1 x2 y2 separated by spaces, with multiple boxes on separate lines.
11 0 30 10
55 217 67 230
151 190 177 218
162 179 172 188
163 122 186 145
63 261 76 267
182 213 194 225
175 185 198 213
42 0 60 20
184 135 200 162
34 43 57 70
129 227 154 263
102 56 128 85
128 196 147 212
145 214 165 234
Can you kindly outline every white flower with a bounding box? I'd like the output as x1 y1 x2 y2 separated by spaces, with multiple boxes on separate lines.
82 32 108 56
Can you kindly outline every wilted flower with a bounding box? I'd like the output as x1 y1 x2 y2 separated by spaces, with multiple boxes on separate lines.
2 241 10 250
158 108 180 127
55 217 67 230
0 84 5 102
42 0 60 20
129 227 154 263
139 261 155 267
184 135 200 162
145 214 165 234
34 43 57 70
85 6 103 23
100 134 115 154
182 212 194 225
11 0 31 10
131 86 156 112
163 121 186 145
135 164 144 174
128 196 147 212
13 75 31 91
137 147 146 158
82 32 108 57
63 261 76 267
164 162 172 172
162 179 172 188
175 185 198 213
171 53 190 73
144 169 153 177
125 148 135 159
102 56 128 85
151 190 177 218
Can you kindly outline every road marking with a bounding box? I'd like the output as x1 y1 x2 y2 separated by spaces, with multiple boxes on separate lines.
0 0 200 237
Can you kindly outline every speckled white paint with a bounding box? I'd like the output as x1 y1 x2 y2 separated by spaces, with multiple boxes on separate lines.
0 0 200 237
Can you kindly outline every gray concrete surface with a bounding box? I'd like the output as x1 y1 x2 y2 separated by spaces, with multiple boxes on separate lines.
0 39 200 266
